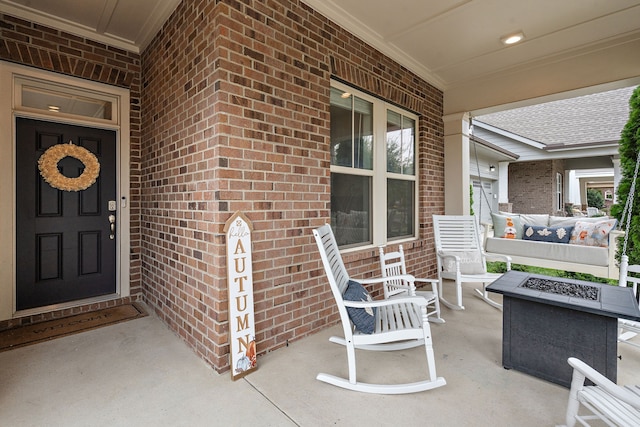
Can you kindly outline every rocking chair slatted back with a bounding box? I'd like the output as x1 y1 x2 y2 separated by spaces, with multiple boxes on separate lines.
379 245 444 323
378 245 409 299
315 224 350 295
433 215 485 259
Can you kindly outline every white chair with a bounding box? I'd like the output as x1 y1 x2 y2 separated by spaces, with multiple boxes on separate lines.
618 264 640 348
560 357 640 427
312 224 446 394
379 245 444 323
432 215 511 310
586 207 599 217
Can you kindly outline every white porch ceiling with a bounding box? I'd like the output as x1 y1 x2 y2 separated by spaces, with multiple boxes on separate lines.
0 0 640 90
1 0 639 111
301 0 640 91
0 0 182 53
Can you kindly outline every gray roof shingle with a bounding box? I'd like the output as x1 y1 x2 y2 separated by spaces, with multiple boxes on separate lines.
476 86 636 146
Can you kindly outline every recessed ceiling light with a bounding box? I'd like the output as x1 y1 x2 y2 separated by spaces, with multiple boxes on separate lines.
500 31 525 45
341 92 351 99
48 105 60 112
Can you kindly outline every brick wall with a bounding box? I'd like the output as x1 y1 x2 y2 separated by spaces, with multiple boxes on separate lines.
0 13 143 329
140 0 444 372
508 160 566 214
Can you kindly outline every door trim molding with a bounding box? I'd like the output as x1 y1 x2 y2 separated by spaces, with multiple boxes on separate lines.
0 61 131 320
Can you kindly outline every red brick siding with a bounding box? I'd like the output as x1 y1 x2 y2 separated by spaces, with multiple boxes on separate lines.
508 160 566 214
0 0 445 372
0 13 142 330
140 0 443 372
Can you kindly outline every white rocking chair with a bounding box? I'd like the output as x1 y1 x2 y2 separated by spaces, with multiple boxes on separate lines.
618 264 640 348
432 215 511 310
312 224 446 394
379 245 444 323
561 357 640 427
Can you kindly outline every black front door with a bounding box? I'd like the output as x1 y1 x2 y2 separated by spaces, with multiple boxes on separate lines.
16 118 117 310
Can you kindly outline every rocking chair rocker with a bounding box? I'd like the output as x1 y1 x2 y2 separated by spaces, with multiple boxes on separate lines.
312 224 446 394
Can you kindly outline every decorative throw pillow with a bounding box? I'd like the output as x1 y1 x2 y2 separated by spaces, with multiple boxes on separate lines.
491 213 521 239
522 224 573 244
343 280 376 334
441 251 486 274
569 219 617 247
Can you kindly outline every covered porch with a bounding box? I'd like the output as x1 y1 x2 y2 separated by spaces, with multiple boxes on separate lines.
2 285 639 426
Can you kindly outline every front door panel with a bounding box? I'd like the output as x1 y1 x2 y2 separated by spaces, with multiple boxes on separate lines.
16 118 117 310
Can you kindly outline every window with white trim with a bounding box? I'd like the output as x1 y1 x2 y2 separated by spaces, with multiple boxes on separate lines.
330 81 418 248
556 172 563 211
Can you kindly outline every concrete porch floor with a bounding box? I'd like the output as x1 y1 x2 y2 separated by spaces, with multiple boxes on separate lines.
2 284 639 426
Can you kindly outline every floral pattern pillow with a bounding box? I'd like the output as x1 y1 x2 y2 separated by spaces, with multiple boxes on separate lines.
569 219 617 247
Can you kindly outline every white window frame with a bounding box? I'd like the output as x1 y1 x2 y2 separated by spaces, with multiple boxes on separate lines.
330 80 419 250
556 172 563 211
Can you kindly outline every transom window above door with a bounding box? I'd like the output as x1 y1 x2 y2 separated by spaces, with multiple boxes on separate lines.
14 76 119 125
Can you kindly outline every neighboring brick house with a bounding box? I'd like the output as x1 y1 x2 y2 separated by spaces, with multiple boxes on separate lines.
471 86 634 217
0 0 444 372
507 160 566 215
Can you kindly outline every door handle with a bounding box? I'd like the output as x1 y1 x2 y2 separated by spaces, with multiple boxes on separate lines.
109 214 116 240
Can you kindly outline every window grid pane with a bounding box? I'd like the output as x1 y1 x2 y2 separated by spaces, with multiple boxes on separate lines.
387 179 414 239
331 173 371 247
330 89 373 170
330 87 353 167
386 111 415 175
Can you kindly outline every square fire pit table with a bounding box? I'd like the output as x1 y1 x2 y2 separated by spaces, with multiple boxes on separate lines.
487 270 640 388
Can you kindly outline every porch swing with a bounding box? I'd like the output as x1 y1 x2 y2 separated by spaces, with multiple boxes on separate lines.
617 145 640 348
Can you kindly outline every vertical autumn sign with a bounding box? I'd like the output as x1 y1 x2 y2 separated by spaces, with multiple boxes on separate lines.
224 211 257 380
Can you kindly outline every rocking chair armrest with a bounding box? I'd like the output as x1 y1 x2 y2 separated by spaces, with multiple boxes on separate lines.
381 282 416 293
412 277 438 285
343 295 428 309
356 274 417 287
568 357 640 408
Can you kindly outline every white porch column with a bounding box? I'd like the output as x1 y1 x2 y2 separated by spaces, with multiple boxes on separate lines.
443 112 470 215
498 161 509 204
612 157 621 204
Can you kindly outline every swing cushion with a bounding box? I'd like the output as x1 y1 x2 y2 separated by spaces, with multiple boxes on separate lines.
569 219 617 247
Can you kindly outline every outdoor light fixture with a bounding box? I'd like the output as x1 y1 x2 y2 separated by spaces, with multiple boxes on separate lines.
489 165 496 172
500 31 525 45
